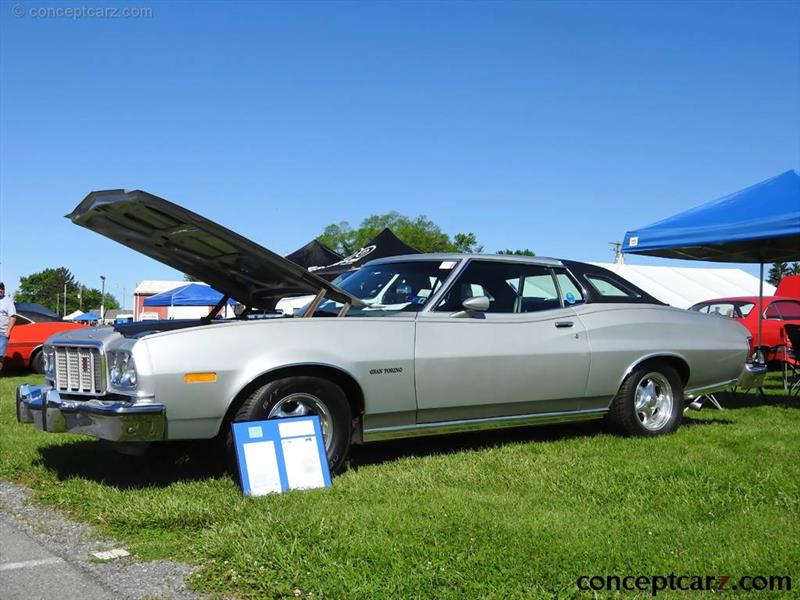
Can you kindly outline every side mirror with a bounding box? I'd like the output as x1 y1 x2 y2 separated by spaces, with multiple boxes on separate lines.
462 296 490 312
451 296 490 318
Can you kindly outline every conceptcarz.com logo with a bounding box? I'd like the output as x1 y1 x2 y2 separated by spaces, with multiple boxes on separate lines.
577 574 792 595
11 4 154 19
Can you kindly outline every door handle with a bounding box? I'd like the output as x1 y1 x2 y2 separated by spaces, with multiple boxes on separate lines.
555 320 574 328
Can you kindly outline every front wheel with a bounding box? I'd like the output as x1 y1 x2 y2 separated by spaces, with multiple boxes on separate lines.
30 350 45 374
226 376 352 474
607 363 683 436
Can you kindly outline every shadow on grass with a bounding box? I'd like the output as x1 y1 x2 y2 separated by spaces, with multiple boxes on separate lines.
34 421 611 486
682 416 736 427
713 389 799 410
35 439 228 490
33 388 796 485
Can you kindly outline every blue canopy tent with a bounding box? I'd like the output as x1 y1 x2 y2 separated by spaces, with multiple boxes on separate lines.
622 170 800 263
143 283 236 307
623 169 800 372
74 312 100 322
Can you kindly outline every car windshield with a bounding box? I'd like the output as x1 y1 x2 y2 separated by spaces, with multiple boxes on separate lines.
308 260 460 317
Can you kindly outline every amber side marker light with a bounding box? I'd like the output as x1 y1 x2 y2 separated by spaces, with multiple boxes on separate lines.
184 372 217 383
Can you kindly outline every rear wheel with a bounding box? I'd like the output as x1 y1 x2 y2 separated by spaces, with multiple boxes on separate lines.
607 362 683 436
226 376 352 475
30 350 45 374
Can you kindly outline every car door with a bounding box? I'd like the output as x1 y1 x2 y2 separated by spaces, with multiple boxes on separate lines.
414 260 591 423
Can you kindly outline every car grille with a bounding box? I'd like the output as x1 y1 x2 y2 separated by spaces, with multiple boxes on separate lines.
54 346 105 395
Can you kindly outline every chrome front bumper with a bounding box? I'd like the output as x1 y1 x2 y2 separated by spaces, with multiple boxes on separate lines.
16 383 167 442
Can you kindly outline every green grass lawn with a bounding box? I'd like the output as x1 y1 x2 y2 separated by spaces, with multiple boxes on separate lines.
1 373 798 599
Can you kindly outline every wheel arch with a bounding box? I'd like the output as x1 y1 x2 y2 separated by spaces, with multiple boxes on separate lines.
27 344 44 368
218 363 366 436
618 353 690 392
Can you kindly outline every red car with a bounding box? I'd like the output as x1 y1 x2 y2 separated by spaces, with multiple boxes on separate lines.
689 296 800 365
3 310 85 373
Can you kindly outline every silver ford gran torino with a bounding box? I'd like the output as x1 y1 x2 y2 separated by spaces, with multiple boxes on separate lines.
16 190 760 472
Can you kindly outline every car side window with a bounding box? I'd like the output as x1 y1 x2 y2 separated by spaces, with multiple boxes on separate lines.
777 301 800 319
585 274 641 298
707 303 736 318
554 271 584 306
512 273 560 313
436 261 564 314
766 301 800 320
738 303 755 317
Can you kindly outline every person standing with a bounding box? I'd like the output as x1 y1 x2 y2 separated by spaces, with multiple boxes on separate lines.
0 282 17 374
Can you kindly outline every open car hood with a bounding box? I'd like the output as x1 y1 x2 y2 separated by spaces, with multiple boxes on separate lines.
68 189 361 309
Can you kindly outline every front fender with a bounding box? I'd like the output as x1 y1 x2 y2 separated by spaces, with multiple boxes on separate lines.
139 317 416 439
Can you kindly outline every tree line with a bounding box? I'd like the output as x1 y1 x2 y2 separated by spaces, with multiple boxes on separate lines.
13 267 120 315
317 211 534 256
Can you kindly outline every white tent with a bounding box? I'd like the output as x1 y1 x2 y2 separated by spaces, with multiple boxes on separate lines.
63 309 83 321
592 262 775 309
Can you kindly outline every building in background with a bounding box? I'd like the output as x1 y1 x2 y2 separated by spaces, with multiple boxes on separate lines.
134 280 234 321
133 280 187 320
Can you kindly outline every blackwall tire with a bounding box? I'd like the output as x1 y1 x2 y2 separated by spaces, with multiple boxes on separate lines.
30 350 45 374
226 376 352 475
607 362 683 437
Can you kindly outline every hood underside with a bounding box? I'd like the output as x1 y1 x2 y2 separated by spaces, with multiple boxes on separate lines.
68 190 360 308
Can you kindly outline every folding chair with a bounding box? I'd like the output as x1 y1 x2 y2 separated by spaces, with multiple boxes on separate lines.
783 324 800 396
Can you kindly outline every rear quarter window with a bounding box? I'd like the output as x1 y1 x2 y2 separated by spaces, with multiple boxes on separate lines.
584 274 641 298
766 301 800 320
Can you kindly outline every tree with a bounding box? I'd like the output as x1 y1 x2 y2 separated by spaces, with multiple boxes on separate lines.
14 267 119 315
496 249 536 256
453 233 484 253
767 262 800 286
318 212 482 254
319 221 357 255
15 267 78 314
82 289 120 313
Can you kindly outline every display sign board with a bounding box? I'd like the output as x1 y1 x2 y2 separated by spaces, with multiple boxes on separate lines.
231 416 331 496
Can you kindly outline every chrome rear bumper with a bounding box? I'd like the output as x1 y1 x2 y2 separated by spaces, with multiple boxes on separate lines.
738 361 767 390
16 383 167 442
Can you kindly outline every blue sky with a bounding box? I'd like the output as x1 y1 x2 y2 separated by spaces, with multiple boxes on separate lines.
1 0 798 307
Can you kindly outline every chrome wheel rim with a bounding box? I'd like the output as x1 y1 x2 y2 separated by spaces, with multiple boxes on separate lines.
267 393 334 452
634 372 673 431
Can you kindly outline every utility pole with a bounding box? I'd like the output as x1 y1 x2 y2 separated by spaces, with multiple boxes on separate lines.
100 275 106 322
63 282 67 316
114 284 127 311
609 241 625 265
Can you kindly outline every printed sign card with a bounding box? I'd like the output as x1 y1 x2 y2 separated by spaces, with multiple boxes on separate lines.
231 416 331 496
